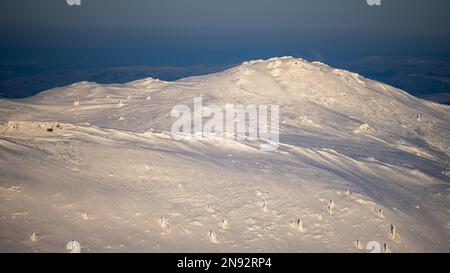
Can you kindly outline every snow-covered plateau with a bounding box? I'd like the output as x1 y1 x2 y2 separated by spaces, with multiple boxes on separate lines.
0 57 449 252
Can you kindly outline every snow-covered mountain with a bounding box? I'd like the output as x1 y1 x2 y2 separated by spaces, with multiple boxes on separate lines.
0 57 449 252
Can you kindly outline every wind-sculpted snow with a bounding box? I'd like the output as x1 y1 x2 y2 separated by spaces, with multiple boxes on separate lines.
0 57 449 252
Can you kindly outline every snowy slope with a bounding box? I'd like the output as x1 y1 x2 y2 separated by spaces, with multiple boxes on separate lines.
0 57 449 252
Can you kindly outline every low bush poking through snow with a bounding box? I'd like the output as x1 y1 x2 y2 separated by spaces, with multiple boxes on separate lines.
82 210 89 220
327 200 336 215
158 217 170 232
29 232 38 242
354 240 364 250
207 205 215 214
353 123 372 134
383 243 392 253
220 219 229 230
290 218 305 233
390 224 401 243
208 230 220 244
373 208 385 219
66 240 81 253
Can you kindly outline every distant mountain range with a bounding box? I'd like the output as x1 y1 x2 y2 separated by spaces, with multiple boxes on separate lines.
1 56 449 105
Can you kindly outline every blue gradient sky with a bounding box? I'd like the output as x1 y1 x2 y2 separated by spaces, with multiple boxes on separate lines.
0 0 450 99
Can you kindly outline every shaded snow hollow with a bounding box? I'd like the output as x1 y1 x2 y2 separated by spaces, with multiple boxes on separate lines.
0 57 449 252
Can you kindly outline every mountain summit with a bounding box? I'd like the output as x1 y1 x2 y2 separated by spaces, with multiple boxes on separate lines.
0 57 449 252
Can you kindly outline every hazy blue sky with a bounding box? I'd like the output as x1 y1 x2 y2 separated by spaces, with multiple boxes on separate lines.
0 0 450 99
1 0 449 64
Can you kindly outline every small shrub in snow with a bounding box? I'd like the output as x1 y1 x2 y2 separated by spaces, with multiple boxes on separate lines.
290 218 305 233
208 230 220 243
373 208 385 219
82 210 89 220
327 200 335 215
353 123 372 134
383 243 391 253
220 218 229 230
354 240 363 250
66 240 81 253
207 205 215 214
30 232 38 242
390 224 400 242
158 217 170 232
117 100 125 108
